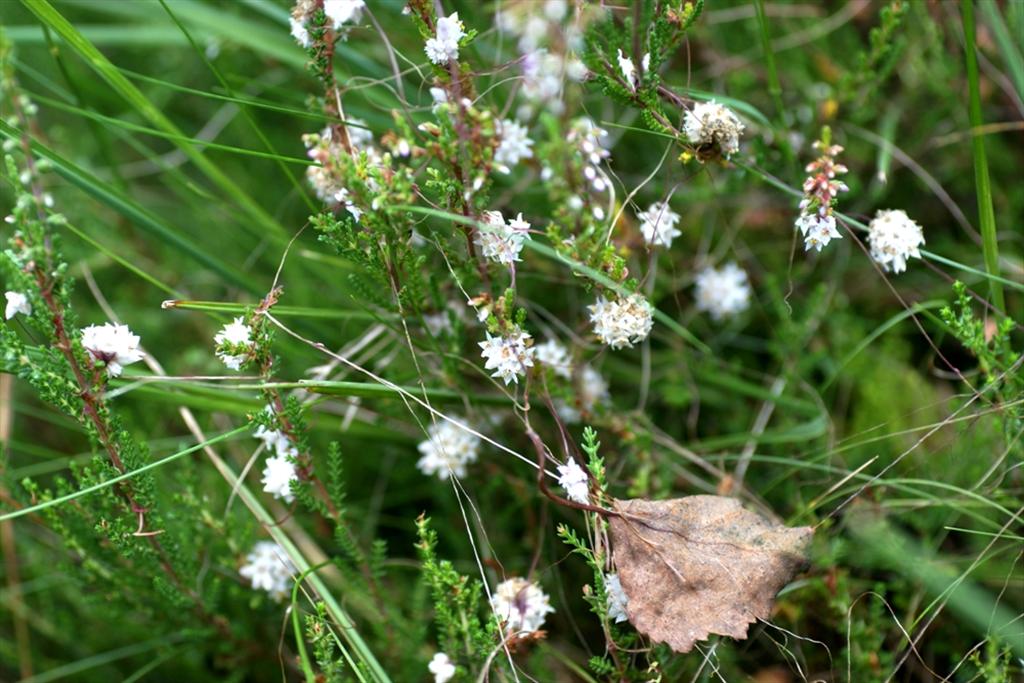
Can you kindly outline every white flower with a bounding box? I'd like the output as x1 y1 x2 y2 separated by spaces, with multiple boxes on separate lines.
588 294 654 349
605 573 629 623
214 316 253 370
617 49 636 90
428 652 456 683
694 262 751 321
490 578 554 636
254 425 287 454
683 100 745 158
289 16 310 47
425 12 465 64
479 327 535 385
80 323 144 377
261 453 299 503
867 209 925 274
239 541 294 601
475 211 530 266
556 458 589 504
323 0 364 28
520 51 568 111
556 364 609 423
4 291 31 320
429 86 449 112
578 365 609 413
638 202 682 248
535 339 572 379
795 212 842 252
417 419 480 480
494 119 534 173
545 0 568 21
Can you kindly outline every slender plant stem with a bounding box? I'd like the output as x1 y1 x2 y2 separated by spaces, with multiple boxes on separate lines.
754 0 784 120
961 0 1005 313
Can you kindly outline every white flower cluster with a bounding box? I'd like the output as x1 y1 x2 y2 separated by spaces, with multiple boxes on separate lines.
253 410 300 503
683 100 744 159
588 293 654 349
694 262 751 321
570 117 611 192
556 458 589 504
214 316 253 371
494 118 534 174
795 213 841 252
496 1 586 117
427 652 456 683
605 573 629 623
4 291 30 320
796 138 848 252
475 210 530 266
303 124 376 221
557 365 610 423
289 0 365 48
534 339 572 379
239 541 294 601
638 201 682 248
416 419 480 480
425 12 465 65
81 323 144 377
617 49 650 91
479 326 535 385
867 209 925 274
490 577 555 636
519 51 586 117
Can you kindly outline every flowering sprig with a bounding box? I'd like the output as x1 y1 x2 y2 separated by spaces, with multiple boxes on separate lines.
795 126 848 252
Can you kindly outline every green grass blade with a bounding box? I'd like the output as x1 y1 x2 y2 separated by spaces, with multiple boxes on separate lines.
978 0 1024 101
21 0 291 246
0 118 261 293
0 427 248 522
961 0 1006 313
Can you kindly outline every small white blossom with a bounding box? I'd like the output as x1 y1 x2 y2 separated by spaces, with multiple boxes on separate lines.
239 541 294 601
417 419 480 480
494 119 534 173
557 458 589 504
638 202 682 248
289 16 310 47
795 212 842 252
605 573 629 623
214 316 253 370
588 294 654 349
81 323 144 377
475 211 530 266
429 86 449 114
545 0 568 21
617 49 636 90
425 12 465 64
578 365 609 412
490 577 555 636
557 364 609 423
261 453 299 503
323 0 364 28
428 652 456 683
867 209 925 274
520 51 571 113
683 100 745 158
694 262 751 321
4 291 31 320
254 425 293 456
535 339 572 379
479 327 535 385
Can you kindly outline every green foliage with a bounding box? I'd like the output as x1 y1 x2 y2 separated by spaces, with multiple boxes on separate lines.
0 1 1021 681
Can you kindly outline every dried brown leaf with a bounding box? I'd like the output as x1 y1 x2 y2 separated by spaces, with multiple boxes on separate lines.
609 495 812 653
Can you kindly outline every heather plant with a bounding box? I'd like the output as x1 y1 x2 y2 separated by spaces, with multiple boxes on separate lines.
1 1 1021 682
